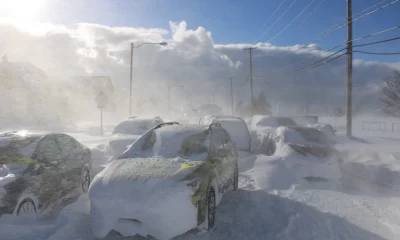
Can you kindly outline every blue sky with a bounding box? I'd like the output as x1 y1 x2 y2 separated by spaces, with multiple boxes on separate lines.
39 0 400 62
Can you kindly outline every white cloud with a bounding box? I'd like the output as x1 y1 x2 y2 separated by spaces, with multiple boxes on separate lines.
0 19 399 121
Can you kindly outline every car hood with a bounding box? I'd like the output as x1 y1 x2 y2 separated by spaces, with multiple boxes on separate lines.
90 158 206 190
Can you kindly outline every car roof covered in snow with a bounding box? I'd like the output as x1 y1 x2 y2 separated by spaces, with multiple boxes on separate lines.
154 124 209 137
112 117 164 135
0 131 45 146
118 123 213 159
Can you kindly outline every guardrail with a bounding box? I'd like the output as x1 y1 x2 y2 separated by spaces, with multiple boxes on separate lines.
361 121 387 131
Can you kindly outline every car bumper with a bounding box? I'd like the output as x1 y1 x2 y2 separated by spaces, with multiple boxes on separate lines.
89 179 197 239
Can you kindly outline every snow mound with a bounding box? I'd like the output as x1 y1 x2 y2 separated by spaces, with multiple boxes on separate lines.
341 150 400 195
179 189 387 240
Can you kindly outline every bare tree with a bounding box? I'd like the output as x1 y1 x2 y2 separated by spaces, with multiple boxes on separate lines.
381 71 400 118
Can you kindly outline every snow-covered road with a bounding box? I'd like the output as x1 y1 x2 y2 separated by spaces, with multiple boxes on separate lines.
2 153 400 240
2 125 400 240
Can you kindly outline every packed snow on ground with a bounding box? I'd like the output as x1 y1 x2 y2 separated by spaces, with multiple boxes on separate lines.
2 118 400 239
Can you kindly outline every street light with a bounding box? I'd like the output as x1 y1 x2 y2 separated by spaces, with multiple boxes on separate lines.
129 41 168 116
167 85 184 111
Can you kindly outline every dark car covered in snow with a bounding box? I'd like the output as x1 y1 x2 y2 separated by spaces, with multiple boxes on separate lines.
269 126 342 182
0 131 92 218
251 115 297 155
89 122 239 239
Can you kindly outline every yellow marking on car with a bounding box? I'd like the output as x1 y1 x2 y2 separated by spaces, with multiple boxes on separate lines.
180 162 202 169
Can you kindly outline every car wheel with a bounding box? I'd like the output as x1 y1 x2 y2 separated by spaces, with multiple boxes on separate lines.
81 165 91 193
233 163 239 191
207 187 216 230
16 198 37 216
266 147 274 156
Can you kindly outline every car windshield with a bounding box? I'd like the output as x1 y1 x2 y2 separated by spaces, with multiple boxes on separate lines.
112 119 157 135
138 127 209 159
0 135 41 164
277 118 297 127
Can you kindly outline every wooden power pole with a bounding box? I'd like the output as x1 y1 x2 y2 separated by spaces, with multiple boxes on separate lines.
228 77 235 115
346 0 353 137
244 47 256 111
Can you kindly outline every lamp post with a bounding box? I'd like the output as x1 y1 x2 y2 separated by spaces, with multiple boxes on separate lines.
167 85 184 111
129 41 168 116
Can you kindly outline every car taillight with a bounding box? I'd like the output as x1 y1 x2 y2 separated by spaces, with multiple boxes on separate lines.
186 178 202 191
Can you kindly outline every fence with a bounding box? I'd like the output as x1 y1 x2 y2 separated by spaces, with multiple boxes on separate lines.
361 120 400 132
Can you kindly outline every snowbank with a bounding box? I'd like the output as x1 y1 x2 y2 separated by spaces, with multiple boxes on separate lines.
340 150 400 195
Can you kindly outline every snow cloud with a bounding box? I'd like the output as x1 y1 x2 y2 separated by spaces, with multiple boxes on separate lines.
0 19 398 122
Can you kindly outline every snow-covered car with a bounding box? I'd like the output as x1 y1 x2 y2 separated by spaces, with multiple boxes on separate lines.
251 115 297 155
199 115 251 152
0 131 92 218
273 126 342 182
307 123 336 139
108 117 163 158
89 122 239 239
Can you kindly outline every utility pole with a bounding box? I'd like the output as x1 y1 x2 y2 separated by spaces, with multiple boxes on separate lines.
244 47 256 112
228 77 234 115
100 108 103 136
129 43 133 117
346 0 353 137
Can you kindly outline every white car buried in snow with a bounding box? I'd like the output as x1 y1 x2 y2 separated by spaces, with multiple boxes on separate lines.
89 122 239 239
199 115 251 152
108 117 163 158
273 126 342 183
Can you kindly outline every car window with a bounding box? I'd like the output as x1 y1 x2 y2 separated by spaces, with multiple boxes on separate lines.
113 119 160 135
33 136 61 162
277 118 297 127
55 134 80 157
180 132 209 157
142 131 156 150
210 128 229 154
295 128 330 145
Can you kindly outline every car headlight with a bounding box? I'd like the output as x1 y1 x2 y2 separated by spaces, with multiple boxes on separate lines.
186 178 202 191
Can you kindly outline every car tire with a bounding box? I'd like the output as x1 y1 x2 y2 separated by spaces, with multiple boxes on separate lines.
16 197 37 216
207 187 216 230
266 147 274 156
233 163 239 191
81 165 91 193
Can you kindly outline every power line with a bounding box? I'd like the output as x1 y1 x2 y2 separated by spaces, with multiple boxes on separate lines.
267 0 317 42
299 0 326 25
254 49 346 80
294 0 400 53
319 0 390 36
254 36 400 81
353 50 400 55
268 53 346 80
254 25 400 74
353 36 400 47
257 0 298 42
259 0 288 31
